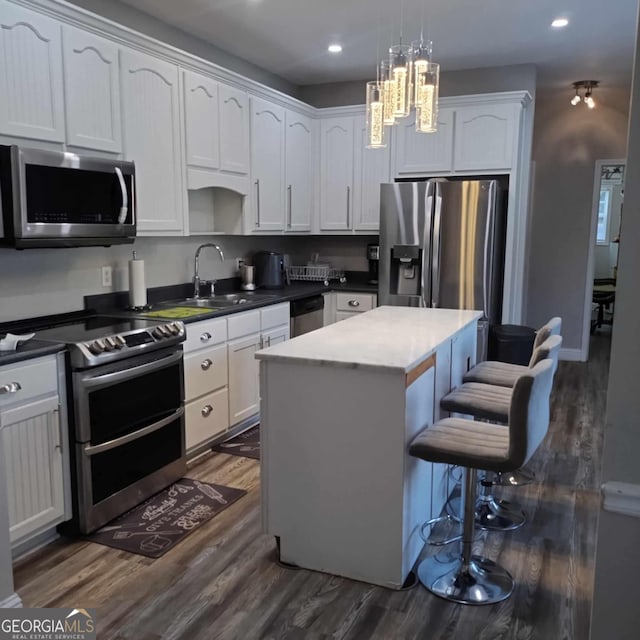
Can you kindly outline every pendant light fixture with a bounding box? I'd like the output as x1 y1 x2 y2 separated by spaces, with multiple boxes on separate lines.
366 81 386 148
570 80 599 109
365 0 440 148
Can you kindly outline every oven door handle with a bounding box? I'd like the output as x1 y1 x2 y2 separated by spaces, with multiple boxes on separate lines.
83 407 184 456
81 350 183 389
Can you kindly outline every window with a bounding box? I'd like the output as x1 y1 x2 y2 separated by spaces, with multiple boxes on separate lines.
596 186 612 245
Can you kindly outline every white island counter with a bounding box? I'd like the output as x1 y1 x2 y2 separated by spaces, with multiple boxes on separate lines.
256 306 481 589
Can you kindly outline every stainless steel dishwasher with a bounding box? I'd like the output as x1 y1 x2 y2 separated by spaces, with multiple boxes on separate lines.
290 295 324 337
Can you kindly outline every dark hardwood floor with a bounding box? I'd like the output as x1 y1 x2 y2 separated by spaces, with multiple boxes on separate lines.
13 332 611 639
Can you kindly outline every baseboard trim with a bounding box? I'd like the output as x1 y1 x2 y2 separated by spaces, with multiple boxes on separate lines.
559 347 585 362
0 593 23 608
602 482 640 518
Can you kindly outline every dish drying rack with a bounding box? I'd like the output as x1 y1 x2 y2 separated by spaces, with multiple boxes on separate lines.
285 265 346 285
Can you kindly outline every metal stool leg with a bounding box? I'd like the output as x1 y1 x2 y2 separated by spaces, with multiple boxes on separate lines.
493 467 535 486
417 468 514 605
475 475 526 531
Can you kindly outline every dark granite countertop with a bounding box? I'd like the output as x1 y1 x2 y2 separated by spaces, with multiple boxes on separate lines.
0 339 65 366
86 273 378 325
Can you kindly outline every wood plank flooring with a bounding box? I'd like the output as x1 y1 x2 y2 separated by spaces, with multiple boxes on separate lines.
13 333 610 639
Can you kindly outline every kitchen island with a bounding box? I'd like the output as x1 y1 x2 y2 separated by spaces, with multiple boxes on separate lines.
256 306 481 589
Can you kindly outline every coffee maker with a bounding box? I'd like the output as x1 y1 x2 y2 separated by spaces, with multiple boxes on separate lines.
367 244 379 284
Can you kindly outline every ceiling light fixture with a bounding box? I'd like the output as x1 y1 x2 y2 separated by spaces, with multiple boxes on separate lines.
365 1 440 148
327 44 342 53
571 80 599 109
551 17 569 28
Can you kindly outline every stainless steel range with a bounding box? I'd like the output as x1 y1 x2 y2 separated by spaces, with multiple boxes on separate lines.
36 316 187 534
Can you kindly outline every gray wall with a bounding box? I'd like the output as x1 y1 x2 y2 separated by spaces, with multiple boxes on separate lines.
299 63 537 107
591 8 640 638
64 0 300 98
525 87 630 353
0 235 375 322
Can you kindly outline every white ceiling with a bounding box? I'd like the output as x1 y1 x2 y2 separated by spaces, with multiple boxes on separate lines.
118 0 638 89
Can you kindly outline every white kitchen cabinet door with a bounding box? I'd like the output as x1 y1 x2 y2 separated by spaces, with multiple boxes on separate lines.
219 84 250 175
261 324 290 348
353 115 390 231
250 97 285 231
1 395 64 544
285 110 313 232
183 69 219 170
0 2 65 142
120 48 184 233
454 103 517 171
62 25 121 153
319 117 354 231
185 387 229 451
227 333 261 425
394 107 454 176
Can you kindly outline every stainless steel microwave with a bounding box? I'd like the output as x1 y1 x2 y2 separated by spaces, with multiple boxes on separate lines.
0 145 136 248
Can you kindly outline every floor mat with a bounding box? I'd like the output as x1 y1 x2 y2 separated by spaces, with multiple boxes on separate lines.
88 478 246 558
212 426 260 460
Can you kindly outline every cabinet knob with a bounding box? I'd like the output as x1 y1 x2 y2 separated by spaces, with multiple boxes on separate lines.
201 405 213 417
348 300 360 307
200 332 212 342
201 358 213 370
0 382 21 394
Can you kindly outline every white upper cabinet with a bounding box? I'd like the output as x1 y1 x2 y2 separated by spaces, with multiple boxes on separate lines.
62 26 121 152
183 69 219 170
250 96 285 232
0 1 65 142
394 107 454 175
284 110 313 232
319 117 354 231
454 103 517 171
120 47 184 234
219 84 250 175
353 114 390 231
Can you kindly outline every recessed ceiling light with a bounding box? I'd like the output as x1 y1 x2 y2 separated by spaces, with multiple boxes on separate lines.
328 44 343 54
551 17 569 28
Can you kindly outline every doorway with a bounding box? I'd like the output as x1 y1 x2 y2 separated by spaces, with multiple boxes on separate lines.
583 159 624 360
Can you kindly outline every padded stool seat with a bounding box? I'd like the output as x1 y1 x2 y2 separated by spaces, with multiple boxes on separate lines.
440 383 511 423
462 361 529 387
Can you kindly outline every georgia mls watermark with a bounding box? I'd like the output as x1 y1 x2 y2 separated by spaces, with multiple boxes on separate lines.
0 608 96 640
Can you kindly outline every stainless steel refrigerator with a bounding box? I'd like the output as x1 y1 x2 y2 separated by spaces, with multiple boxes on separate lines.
378 179 507 359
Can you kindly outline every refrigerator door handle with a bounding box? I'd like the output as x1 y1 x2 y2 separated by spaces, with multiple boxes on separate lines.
482 182 497 319
431 183 443 308
422 182 434 307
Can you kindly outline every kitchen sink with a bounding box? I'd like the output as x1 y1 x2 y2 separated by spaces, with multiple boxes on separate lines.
160 292 280 309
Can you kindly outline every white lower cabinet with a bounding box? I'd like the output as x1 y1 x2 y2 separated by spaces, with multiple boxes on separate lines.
227 332 261 426
0 354 68 548
183 317 229 454
332 292 377 323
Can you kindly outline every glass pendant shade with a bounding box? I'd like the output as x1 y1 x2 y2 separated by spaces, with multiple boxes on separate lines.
411 40 433 106
379 60 396 125
366 81 386 148
389 44 411 118
415 62 439 133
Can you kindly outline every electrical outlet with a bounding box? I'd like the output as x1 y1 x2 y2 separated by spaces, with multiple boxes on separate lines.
101 265 113 287
236 258 246 271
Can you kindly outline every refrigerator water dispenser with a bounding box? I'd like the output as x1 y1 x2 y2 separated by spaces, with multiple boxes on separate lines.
390 245 422 297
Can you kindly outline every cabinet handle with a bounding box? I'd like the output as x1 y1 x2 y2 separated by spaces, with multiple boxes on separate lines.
201 405 213 417
200 332 212 342
287 184 292 228
346 185 351 227
0 382 21 394
255 179 261 228
201 358 213 370
348 300 360 307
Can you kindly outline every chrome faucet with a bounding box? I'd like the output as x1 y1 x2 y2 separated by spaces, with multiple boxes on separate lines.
193 243 225 298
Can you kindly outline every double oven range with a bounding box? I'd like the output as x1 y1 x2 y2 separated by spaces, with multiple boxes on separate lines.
36 315 187 534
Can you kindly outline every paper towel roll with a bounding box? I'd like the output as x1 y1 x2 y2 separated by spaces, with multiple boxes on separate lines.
128 255 147 308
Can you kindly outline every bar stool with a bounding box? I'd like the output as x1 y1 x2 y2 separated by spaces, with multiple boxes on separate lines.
464 333 563 388
440 335 562 529
409 359 554 605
